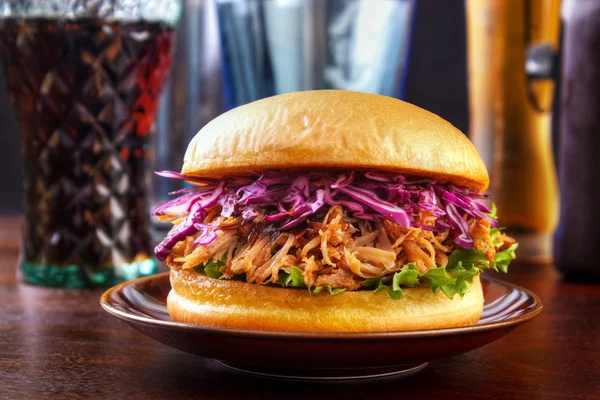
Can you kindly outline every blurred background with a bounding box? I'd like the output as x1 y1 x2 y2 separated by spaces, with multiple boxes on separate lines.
3 0 592 286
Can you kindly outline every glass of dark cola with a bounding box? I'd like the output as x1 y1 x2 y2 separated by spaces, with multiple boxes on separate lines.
0 1 180 287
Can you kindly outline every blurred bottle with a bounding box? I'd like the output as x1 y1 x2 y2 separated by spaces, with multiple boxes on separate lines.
554 0 600 279
215 0 416 109
466 0 561 262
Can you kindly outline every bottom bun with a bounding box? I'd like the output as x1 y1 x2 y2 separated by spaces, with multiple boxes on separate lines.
167 268 484 332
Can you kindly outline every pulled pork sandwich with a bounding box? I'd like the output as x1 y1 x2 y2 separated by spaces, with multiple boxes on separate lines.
154 90 517 332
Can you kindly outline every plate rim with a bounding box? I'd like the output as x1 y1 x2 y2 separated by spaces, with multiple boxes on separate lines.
100 272 543 340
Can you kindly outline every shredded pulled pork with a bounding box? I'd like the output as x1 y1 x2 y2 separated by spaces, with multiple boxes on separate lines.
167 205 511 290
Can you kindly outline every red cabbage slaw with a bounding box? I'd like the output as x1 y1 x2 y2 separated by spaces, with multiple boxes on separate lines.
152 170 497 261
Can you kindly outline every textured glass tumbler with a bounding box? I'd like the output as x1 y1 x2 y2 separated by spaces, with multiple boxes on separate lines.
0 1 180 287
216 0 416 110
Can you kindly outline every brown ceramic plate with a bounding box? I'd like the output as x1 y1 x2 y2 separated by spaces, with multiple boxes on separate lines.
100 272 542 380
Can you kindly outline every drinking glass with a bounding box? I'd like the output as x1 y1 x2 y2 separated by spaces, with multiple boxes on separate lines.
215 0 417 109
465 0 561 262
0 0 181 287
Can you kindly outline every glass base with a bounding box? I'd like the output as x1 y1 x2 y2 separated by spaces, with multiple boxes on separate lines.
20 259 158 289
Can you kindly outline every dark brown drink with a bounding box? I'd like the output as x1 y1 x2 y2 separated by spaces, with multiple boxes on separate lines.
555 1 600 279
0 19 175 287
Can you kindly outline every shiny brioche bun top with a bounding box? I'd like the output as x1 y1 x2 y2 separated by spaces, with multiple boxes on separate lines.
182 90 489 192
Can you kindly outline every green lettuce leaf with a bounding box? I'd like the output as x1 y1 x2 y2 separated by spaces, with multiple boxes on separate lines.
393 263 420 288
360 264 420 300
419 260 485 300
448 262 480 284
421 267 457 294
447 248 489 270
360 277 382 288
311 285 346 295
361 277 401 299
204 261 225 278
493 243 518 273
274 266 306 287
380 281 401 299
274 272 290 287
289 266 306 287
193 255 226 278
375 279 403 300
488 203 498 219
490 227 504 247
445 262 481 298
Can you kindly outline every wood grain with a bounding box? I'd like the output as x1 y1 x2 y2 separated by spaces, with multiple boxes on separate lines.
0 217 599 400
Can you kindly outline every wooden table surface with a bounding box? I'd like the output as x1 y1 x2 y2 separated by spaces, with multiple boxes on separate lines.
1 216 599 400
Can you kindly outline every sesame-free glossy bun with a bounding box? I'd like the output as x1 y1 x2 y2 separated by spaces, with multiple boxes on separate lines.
182 90 489 192
167 268 484 333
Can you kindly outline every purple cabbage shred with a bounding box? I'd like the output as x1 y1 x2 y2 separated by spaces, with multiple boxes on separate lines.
152 170 496 260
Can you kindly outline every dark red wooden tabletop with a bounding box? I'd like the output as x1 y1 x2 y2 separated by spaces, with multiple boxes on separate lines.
1 217 599 400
